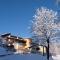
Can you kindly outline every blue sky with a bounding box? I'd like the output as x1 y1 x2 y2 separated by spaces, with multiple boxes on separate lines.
0 0 60 38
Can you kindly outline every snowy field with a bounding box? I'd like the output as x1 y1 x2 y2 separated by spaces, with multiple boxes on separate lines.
0 47 53 60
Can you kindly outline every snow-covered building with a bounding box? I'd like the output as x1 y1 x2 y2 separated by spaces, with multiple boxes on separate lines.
0 33 47 55
0 33 32 53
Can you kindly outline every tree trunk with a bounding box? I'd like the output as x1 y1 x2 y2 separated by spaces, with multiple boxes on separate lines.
47 38 49 60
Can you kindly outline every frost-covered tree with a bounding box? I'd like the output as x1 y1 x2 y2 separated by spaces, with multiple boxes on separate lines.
30 7 60 60
31 7 60 44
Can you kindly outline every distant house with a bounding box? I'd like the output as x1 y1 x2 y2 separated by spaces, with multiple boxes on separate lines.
30 42 47 55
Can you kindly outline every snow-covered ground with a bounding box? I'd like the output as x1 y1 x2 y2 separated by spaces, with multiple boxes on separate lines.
52 55 60 60
0 47 53 60
0 54 54 60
